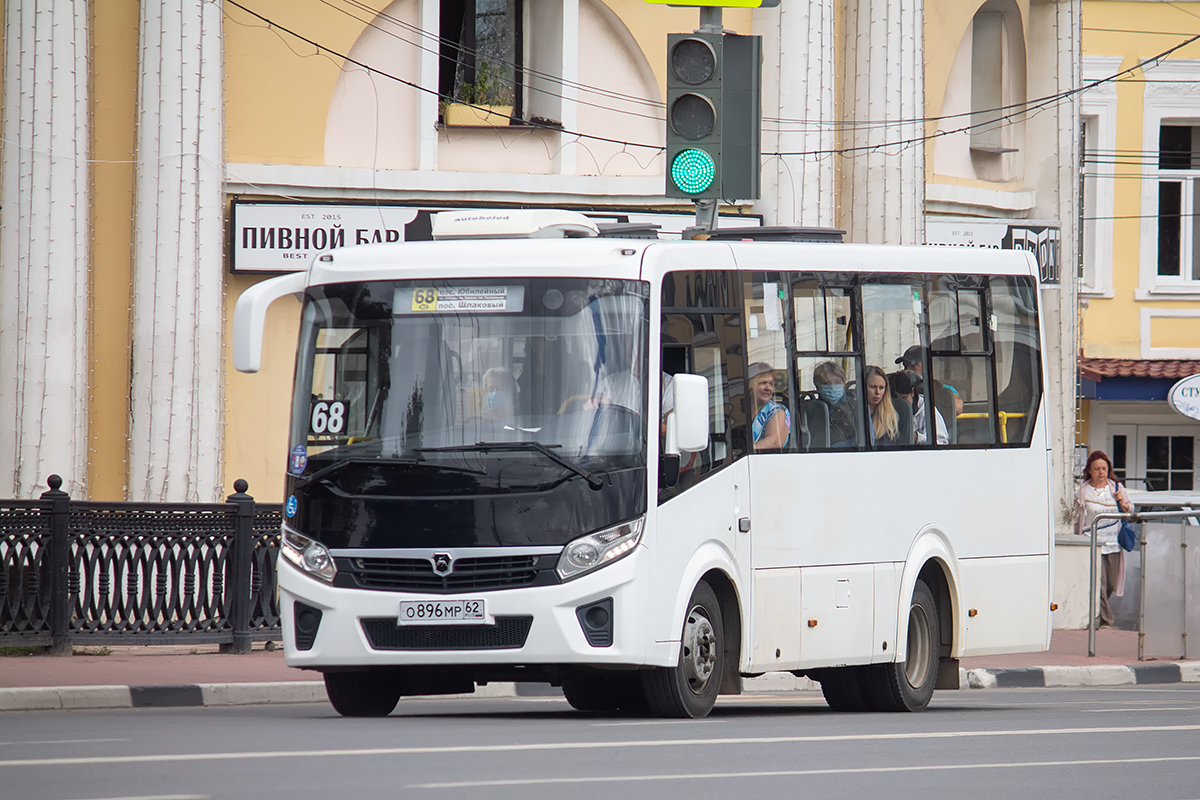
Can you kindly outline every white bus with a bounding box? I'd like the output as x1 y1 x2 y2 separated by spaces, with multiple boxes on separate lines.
234 209 1052 718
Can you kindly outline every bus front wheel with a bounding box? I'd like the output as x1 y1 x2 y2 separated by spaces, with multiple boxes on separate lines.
642 581 724 718
324 669 402 717
867 579 940 712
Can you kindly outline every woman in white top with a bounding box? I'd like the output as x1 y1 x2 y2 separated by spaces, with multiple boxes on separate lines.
1074 449 1132 628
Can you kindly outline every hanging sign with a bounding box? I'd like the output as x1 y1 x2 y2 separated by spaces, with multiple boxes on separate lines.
925 218 1061 285
1167 373 1200 422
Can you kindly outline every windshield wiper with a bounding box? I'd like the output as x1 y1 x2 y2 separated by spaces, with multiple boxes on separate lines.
415 442 604 490
296 456 485 488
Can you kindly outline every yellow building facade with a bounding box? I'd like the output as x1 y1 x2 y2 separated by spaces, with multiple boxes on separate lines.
1 0 1080 512
1079 1 1200 496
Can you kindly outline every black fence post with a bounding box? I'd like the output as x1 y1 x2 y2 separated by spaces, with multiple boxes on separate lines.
40 475 72 656
222 479 254 654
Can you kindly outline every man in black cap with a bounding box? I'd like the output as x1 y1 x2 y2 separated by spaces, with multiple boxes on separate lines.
895 345 963 418
890 365 948 445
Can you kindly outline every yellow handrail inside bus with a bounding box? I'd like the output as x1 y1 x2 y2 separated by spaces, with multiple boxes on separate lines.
954 411 1027 444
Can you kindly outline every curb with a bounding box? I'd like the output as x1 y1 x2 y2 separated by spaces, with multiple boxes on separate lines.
2 664 1197 712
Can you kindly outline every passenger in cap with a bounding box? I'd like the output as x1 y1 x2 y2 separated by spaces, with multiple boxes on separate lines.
896 344 963 417
748 362 790 450
892 359 948 445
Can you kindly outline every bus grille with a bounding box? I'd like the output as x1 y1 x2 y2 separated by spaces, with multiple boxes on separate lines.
361 616 534 650
346 555 550 593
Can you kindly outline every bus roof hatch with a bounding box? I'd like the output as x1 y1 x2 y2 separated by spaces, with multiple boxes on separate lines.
432 209 599 240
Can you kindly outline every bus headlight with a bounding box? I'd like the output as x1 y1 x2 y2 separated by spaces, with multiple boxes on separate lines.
556 518 644 581
280 527 337 583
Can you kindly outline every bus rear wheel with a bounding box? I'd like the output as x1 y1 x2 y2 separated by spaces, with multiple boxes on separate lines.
866 580 940 712
324 669 402 717
642 581 723 718
815 666 872 711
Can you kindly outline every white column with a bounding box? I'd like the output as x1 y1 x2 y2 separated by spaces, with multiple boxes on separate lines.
840 0 924 244
128 0 226 502
0 1 90 498
756 1 836 227
1029 0 1082 534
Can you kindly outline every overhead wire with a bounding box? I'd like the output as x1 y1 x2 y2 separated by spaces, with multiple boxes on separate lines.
261 0 1200 136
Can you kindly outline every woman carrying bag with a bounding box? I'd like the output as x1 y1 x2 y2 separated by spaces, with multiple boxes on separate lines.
1075 450 1133 629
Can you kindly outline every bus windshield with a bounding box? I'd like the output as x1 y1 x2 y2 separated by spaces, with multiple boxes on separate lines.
289 278 650 492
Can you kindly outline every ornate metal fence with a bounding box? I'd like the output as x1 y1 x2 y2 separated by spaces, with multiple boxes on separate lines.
0 476 281 653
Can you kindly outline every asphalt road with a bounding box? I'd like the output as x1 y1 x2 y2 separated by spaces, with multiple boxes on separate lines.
3 686 1200 800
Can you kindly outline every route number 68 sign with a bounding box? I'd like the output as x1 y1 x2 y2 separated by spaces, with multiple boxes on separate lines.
310 400 347 434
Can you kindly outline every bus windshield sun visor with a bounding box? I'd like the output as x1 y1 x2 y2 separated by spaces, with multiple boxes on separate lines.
295 456 487 489
416 442 605 490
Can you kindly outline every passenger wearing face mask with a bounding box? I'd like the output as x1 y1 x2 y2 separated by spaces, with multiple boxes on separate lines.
813 361 858 448
481 366 519 421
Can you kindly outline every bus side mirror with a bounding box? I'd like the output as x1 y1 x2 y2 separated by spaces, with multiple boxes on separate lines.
232 272 307 373
672 374 709 453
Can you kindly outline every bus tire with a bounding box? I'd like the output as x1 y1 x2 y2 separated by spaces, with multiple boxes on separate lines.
815 667 872 711
642 581 723 718
867 580 940 712
562 676 621 712
562 672 650 714
324 669 402 717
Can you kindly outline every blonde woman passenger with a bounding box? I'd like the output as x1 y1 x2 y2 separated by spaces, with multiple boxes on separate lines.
864 365 900 447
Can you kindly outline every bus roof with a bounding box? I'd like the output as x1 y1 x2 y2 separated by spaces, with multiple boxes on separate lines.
301 238 1040 288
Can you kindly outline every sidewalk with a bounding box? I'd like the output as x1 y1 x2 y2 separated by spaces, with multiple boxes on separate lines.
2 629 1197 711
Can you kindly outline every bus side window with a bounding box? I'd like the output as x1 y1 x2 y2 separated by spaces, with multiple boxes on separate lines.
659 311 745 502
989 276 1042 446
861 277 926 448
930 278 995 446
791 275 863 451
743 274 793 452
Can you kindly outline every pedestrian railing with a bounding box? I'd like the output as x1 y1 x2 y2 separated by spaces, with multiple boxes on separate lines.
0 475 281 654
1088 509 1199 659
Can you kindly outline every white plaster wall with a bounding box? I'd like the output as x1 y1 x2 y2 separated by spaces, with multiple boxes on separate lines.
571 0 661 178
323 0 660 179
931 0 1027 184
324 0 422 171
932 24 973 177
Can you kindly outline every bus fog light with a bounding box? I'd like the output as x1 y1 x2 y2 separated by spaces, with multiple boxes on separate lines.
556 519 644 581
281 527 338 583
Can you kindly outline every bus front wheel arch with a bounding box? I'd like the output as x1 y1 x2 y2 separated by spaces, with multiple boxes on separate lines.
642 579 724 718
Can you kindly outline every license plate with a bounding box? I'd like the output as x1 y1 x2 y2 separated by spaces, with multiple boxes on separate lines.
398 599 487 625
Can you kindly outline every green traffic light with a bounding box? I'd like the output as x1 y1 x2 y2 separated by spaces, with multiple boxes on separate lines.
670 149 716 194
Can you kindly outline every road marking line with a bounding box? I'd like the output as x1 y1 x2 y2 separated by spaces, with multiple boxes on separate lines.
0 739 125 746
592 720 725 727
1081 707 1199 712
3 724 1199 768
409 755 1200 789
63 795 207 800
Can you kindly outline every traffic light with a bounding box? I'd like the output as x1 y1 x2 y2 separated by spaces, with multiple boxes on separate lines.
665 33 761 200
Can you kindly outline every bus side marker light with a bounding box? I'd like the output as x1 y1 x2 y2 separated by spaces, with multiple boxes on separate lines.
1050 603 1058 611
968 609 978 617
807 620 818 627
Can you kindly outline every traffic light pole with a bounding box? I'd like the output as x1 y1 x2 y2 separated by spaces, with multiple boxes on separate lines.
695 7 722 233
